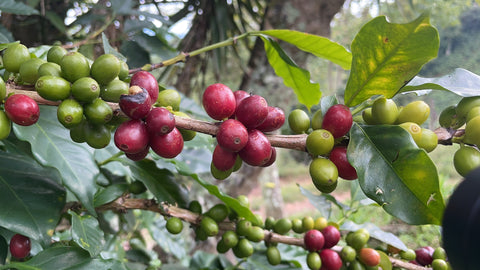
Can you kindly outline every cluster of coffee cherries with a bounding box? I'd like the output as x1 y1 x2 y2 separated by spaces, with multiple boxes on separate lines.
438 96 480 177
392 245 449 270
287 104 357 194
201 83 285 180
362 98 437 153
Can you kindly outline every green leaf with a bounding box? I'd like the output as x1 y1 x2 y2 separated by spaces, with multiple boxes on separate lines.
298 185 332 219
261 36 321 109
0 151 65 245
170 160 259 224
401 68 480 96
0 246 126 270
0 0 39 15
340 220 407 251
13 106 99 215
344 14 439 106
348 124 445 225
69 211 104 257
378 250 393 270
93 183 129 208
44 11 66 33
101 32 127 62
123 159 188 206
0 235 7 265
258 29 352 70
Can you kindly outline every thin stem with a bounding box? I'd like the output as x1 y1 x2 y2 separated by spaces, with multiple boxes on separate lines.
97 152 124 166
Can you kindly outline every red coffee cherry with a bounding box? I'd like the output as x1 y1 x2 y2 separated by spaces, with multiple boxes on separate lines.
235 95 269 129
415 246 434 266
150 127 184 159
145 107 175 136
232 90 250 118
125 146 150 161
130 71 159 106
9 234 31 259
328 146 358 180
359 248 381 267
257 106 285 132
319 248 343 270
321 104 353 138
202 83 236 120
261 147 277 167
114 119 149 154
4 94 40 126
216 119 248 152
321 225 341 249
119 86 152 120
304 229 325 252
212 144 238 171
238 129 272 166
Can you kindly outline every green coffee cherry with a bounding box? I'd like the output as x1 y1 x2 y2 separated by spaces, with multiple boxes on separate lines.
38 62 62 77
464 115 480 146
399 248 416 261
291 218 304 233
266 246 281 265
57 99 84 128
165 217 183 235
35 75 71 101
84 98 113 125
3 43 31 73
372 97 398 125
0 110 12 140
309 158 338 189
19 58 46 84
313 217 328 231
456 96 480 122
246 226 265 242
156 89 181 111
396 100 430 125
311 109 323 130
205 203 229 222
90 54 120 85
100 79 129 103
216 239 229 253
341 245 357 262
265 216 275 230
399 122 422 145
232 238 254 258
0 77 6 102
71 77 100 103
188 200 202 214
221 230 239 248
69 119 87 143
288 109 310 134
84 123 111 149
47 46 67 64
273 218 292 235
236 219 252 236
439 105 463 129
200 216 219 237
362 107 377 125
60 51 90 83
306 129 334 156
306 252 322 270
416 128 438 153
453 145 480 177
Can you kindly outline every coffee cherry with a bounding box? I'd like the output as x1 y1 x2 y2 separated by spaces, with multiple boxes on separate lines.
114 119 149 154
256 106 285 132
261 147 277 167
19 58 46 84
311 109 323 130
71 77 101 103
221 230 239 248
322 225 340 248
232 90 250 118
416 128 438 153
306 129 334 156
84 98 113 124
464 115 480 147
0 111 12 140
362 108 377 125
238 129 272 166
314 217 328 231
432 247 447 260
194 227 208 241
307 252 322 270
309 158 338 189
431 259 448 270
3 43 31 73
69 119 87 143
200 216 219 237
347 230 370 250
4 94 40 126
302 216 314 231
371 97 398 125
38 62 63 78
166 217 183 234
439 105 463 129
202 83 236 120
212 144 238 171
236 219 252 236
415 246 434 266
210 162 233 180
150 127 184 159
145 107 175 136
399 248 416 261
188 200 202 214
47 45 67 64
125 146 150 161
171 111 196 141
322 104 353 138
396 100 430 125
329 146 358 180
35 75 71 101
60 51 90 83
456 96 480 122
304 229 325 252
130 71 159 106
232 238 253 258
216 119 248 152
266 246 281 265
205 203 229 222
319 248 343 270
359 248 381 267
9 234 31 259
57 99 84 128
467 106 480 123
246 225 265 242
84 123 111 149
128 180 147 194
0 77 5 102
453 145 480 176
100 79 129 103
90 54 121 85
292 218 304 233
236 95 269 129
118 61 129 81
156 89 181 110
119 86 152 120
340 246 357 262
348 260 366 270
273 218 292 235
288 109 310 134
216 239 229 253
399 122 422 144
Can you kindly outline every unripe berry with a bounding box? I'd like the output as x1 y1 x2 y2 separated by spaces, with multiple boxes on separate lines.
359 248 381 267
202 83 236 120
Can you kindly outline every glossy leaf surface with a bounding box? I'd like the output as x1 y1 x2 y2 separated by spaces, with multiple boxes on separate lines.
70 211 105 257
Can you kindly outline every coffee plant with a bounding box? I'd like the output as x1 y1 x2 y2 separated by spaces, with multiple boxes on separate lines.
0 9 479 270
